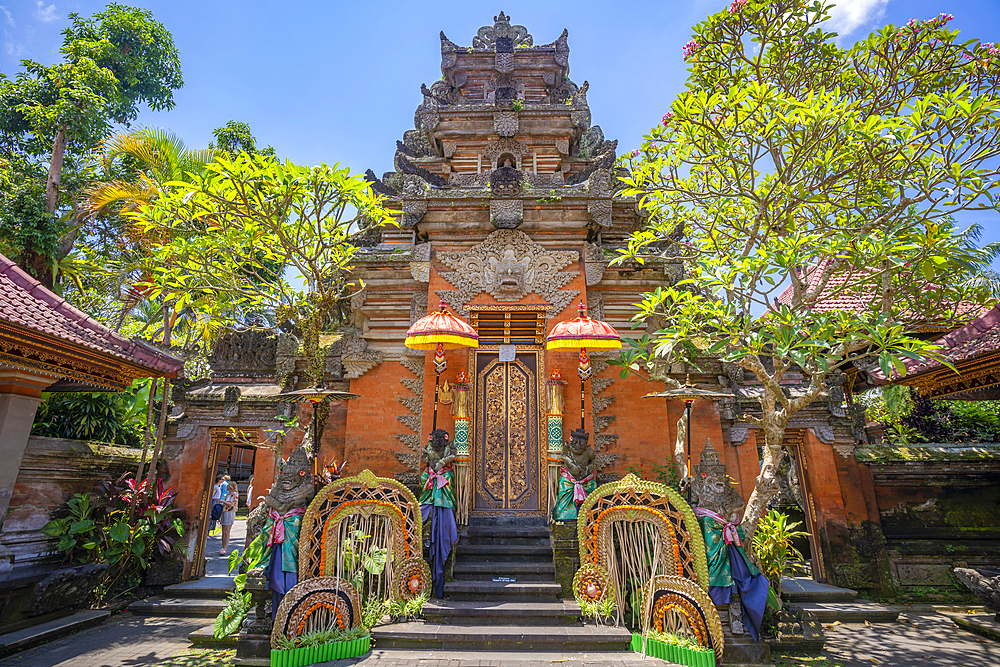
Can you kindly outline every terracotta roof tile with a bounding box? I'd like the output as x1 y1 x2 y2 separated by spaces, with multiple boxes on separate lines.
0 253 183 376
904 304 1000 376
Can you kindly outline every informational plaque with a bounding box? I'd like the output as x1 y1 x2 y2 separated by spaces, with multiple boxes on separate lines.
499 344 516 362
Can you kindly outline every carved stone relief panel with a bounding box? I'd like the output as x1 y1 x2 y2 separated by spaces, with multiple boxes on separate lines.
208 329 278 377
400 176 428 228
585 243 606 285
410 292 428 325
341 331 383 380
410 243 431 282
494 112 518 137
490 199 523 228
437 229 579 316
587 169 615 227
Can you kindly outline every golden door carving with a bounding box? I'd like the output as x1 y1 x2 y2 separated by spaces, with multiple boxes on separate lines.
474 352 539 513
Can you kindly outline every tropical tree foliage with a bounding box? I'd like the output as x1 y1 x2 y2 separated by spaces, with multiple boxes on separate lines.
210 120 276 159
0 3 182 287
133 153 393 383
613 0 1000 540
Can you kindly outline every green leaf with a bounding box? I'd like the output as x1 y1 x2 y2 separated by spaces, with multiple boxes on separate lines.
130 538 146 556
69 519 95 535
214 605 245 640
109 522 130 543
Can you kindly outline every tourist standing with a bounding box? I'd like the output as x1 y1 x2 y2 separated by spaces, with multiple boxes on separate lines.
246 475 254 510
219 483 239 555
208 475 224 535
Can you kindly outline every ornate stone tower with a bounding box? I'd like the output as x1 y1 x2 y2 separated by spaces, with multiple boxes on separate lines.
345 12 676 518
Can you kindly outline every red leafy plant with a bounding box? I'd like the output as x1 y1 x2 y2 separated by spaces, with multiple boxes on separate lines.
43 472 185 600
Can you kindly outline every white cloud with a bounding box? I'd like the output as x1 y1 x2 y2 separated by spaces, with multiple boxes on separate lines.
35 1 57 22
1 6 14 27
826 0 889 37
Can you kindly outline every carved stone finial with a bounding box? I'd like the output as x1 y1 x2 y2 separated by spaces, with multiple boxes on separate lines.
473 12 533 50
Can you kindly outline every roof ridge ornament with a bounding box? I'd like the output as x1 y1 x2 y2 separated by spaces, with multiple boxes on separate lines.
473 12 533 50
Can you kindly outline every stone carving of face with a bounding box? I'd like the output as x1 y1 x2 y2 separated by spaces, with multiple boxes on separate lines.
689 465 744 523
570 430 590 454
493 248 529 295
265 445 315 515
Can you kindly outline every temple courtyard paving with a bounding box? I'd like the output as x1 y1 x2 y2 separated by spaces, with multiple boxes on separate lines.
0 609 996 667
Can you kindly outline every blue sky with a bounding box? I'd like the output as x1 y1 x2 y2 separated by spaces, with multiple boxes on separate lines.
2 0 998 264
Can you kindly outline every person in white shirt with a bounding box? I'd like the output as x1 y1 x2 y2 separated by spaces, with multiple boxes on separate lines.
208 475 224 534
219 485 239 555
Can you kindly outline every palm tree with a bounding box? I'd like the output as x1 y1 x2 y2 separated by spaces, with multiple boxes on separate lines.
81 127 216 332
84 127 216 221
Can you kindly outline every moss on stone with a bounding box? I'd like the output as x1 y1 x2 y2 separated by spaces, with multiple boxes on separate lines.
855 443 1000 463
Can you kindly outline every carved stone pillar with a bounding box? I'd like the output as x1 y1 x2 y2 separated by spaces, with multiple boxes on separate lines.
452 370 471 525
546 368 566 522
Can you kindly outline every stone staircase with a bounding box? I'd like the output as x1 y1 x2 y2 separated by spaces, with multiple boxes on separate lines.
129 578 236 648
372 516 632 651
782 576 900 623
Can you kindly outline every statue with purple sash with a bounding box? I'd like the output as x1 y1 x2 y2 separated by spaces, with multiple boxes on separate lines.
553 428 596 521
687 439 770 641
256 444 316 617
420 428 458 598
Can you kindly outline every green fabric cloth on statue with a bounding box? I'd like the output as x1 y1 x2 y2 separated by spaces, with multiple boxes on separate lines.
697 514 760 587
259 508 304 573
419 465 455 509
553 468 596 521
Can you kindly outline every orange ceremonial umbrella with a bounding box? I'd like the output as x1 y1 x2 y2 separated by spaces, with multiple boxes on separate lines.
405 299 478 430
546 301 621 431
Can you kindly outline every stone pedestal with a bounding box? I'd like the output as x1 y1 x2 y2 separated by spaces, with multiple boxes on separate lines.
234 569 271 666
721 631 772 666
552 520 579 598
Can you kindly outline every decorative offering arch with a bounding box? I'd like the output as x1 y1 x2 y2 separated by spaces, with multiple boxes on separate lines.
271 576 361 649
297 470 430 601
573 474 723 658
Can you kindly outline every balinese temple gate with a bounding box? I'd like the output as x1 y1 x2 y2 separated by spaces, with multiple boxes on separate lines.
345 12 873 581
167 14 978 609
349 12 658 513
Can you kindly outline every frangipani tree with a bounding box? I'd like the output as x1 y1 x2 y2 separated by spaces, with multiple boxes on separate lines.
613 0 1000 542
133 153 393 384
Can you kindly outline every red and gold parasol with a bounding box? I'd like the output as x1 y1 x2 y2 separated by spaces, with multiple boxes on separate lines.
546 301 621 431
405 300 478 430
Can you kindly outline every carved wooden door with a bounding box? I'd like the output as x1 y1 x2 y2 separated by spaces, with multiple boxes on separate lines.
474 352 539 513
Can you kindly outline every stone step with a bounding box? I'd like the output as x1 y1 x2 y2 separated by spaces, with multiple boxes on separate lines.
189 623 238 648
371 620 632 651
467 516 548 528
444 580 562 602
455 544 552 562
423 600 581 626
128 596 227 618
460 535 551 547
163 578 235 599
462 524 551 537
0 609 110 659
788 601 899 623
452 561 555 582
780 577 856 603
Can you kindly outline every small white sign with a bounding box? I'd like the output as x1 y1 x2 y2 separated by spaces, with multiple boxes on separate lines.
499 344 516 362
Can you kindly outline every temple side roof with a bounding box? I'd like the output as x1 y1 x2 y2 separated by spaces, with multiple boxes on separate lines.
0 253 184 389
876 304 1000 399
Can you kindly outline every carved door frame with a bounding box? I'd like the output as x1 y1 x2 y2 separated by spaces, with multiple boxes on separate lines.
469 344 546 516
189 427 256 579
779 429 827 582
